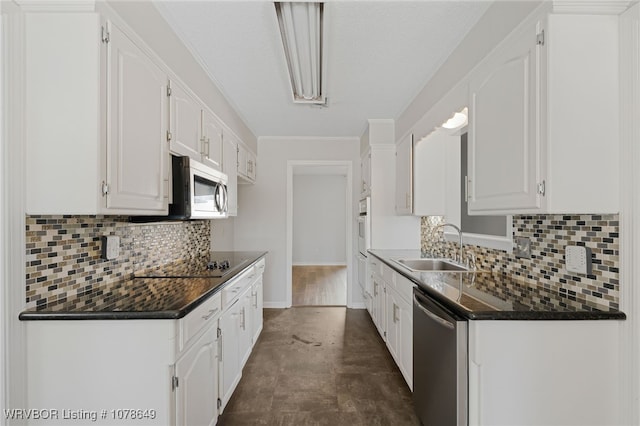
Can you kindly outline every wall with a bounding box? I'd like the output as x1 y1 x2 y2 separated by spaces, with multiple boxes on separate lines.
395 1 541 140
103 1 257 152
25 216 210 310
422 214 620 311
233 137 360 307
211 217 235 251
293 174 347 265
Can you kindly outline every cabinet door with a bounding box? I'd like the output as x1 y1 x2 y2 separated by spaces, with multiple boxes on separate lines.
372 277 386 339
237 145 248 177
222 135 238 216
238 286 253 367
175 325 218 426
468 18 544 213
106 21 168 212
385 290 401 363
201 109 223 171
251 277 264 345
361 151 371 196
170 80 202 161
398 295 413 390
413 130 447 216
219 300 241 411
395 134 413 215
246 151 257 181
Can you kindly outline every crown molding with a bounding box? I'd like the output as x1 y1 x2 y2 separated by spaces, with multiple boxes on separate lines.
551 0 635 15
15 0 95 13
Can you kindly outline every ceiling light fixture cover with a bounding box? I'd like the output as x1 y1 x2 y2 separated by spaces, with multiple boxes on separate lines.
275 2 325 104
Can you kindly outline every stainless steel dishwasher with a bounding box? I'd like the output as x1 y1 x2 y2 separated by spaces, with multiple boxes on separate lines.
413 287 468 426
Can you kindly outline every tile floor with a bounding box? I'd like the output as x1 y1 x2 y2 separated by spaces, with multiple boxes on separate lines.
218 307 420 425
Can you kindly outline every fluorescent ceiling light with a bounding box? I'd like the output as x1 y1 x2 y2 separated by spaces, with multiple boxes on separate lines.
275 2 325 104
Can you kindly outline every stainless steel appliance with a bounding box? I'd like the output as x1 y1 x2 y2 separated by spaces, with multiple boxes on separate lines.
357 197 370 256
170 155 228 219
357 197 371 295
413 286 468 426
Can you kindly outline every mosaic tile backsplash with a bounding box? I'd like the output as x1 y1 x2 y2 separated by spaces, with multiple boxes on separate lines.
25 216 211 310
421 214 620 311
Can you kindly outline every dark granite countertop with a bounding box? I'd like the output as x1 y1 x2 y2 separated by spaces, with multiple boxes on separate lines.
369 249 625 321
19 251 267 321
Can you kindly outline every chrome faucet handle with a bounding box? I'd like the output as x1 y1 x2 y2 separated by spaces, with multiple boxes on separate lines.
466 252 477 270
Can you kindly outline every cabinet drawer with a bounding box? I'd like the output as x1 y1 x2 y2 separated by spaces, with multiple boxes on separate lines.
382 263 395 287
180 291 221 352
254 258 265 276
394 273 414 304
222 268 255 309
368 257 382 278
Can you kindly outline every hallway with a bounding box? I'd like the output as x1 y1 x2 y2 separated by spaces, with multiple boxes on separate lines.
218 307 419 425
292 265 347 306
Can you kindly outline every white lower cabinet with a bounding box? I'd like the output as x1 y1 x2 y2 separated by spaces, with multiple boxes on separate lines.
219 298 242 411
468 320 622 426
24 259 266 426
367 257 413 391
250 275 264 343
175 325 219 426
385 285 413 391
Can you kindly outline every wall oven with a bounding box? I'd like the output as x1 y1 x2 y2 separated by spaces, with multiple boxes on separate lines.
357 197 370 256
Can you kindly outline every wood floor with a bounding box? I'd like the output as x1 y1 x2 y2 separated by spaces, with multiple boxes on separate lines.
292 265 347 306
218 307 419 425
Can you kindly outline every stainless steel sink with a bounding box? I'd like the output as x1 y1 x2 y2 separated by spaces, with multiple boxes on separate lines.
392 258 469 272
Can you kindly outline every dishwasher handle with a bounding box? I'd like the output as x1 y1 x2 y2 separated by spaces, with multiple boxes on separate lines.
414 294 455 330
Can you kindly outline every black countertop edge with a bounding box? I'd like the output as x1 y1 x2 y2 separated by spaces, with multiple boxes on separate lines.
368 250 626 321
18 311 181 321
19 252 267 321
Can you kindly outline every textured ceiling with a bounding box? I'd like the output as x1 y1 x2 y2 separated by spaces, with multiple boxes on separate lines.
155 1 492 138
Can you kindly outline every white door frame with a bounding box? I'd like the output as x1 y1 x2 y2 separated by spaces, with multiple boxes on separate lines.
286 160 353 308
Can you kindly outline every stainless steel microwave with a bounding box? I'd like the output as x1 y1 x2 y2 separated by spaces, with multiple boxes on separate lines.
170 155 228 219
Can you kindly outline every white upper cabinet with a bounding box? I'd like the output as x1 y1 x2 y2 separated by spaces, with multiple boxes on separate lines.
106 21 168 212
237 143 257 184
169 81 224 172
201 108 223 171
468 15 542 214
413 130 447 216
361 150 371 197
25 13 169 215
222 133 238 216
395 134 413 215
169 80 202 161
468 5 620 215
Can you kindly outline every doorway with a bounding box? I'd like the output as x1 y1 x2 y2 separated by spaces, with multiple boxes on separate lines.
286 161 353 307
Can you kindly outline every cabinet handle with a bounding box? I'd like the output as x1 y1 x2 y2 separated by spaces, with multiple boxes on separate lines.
374 282 378 296
202 308 219 321
252 291 258 308
240 307 246 330
393 303 398 323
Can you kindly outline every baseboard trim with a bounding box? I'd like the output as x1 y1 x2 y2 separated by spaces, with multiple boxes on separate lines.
263 302 289 309
348 302 366 309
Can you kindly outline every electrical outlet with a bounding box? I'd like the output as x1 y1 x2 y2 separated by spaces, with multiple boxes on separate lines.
514 237 531 259
565 245 592 275
101 235 120 260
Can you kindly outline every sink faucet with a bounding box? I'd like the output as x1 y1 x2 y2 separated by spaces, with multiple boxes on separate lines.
432 223 463 265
